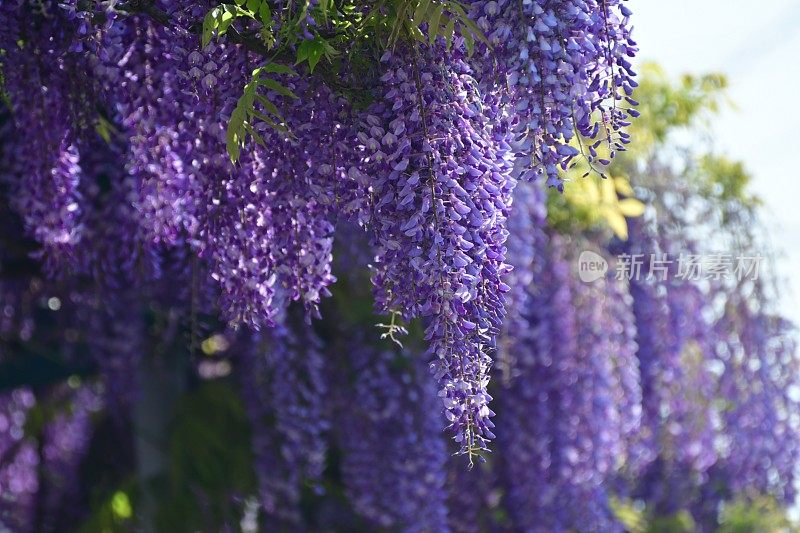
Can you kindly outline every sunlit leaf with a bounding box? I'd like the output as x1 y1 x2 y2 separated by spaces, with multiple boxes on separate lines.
614 176 635 197
427 4 443 44
618 198 646 217
258 78 299 100
414 0 431 25
603 207 629 240
600 175 617 204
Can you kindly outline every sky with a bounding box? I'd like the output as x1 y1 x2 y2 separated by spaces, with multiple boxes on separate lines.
630 0 800 325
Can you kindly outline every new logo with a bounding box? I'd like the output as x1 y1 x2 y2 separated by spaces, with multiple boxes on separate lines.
577 250 608 283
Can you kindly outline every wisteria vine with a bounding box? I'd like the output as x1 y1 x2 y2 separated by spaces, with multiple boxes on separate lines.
2 0 799 531
0 0 639 456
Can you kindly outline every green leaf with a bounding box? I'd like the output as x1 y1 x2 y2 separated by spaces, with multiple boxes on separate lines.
389 1 411 44
239 81 258 109
258 78 299 100
443 16 455 50
408 23 425 42
258 2 271 24
244 123 267 147
447 2 491 47
226 132 242 163
318 0 330 23
202 11 217 47
413 0 431 25
95 116 114 143
216 7 235 36
201 2 261 48
226 105 247 162
309 40 326 72
23 405 45 437
463 27 474 55
248 111 287 133
462 16 490 47
295 40 310 65
427 4 443 44
603 207 629 240
256 63 297 76
255 93 282 118
221 5 236 21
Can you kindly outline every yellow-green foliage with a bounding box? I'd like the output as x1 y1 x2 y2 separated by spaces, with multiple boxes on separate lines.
549 175 644 240
718 496 796 533
628 62 728 155
549 62 744 239
610 496 696 533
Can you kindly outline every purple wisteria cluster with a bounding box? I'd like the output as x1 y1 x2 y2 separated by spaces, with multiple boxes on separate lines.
334 342 450 531
713 303 800 504
472 0 638 187
237 317 328 525
3 0 799 531
0 385 102 530
0 389 38 530
0 3 89 270
362 46 515 458
610 185 800 525
0 0 639 452
498 229 641 531
92 5 348 327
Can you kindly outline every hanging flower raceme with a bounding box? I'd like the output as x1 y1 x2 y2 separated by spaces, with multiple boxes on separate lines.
108 20 206 246
604 263 646 468
472 0 637 188
236 315 328 526
631 283 718 472
199 76 351 326
0 388 38 530
72 135 161 287
0 4 93 269
361 46 516 459
711 284 800 505
38 386 102 529
0 384 101 532
496 181 546 381
623 221 722 515
79 296 146 416
497 231 640 531
95 3 353 328
335 342 450 532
